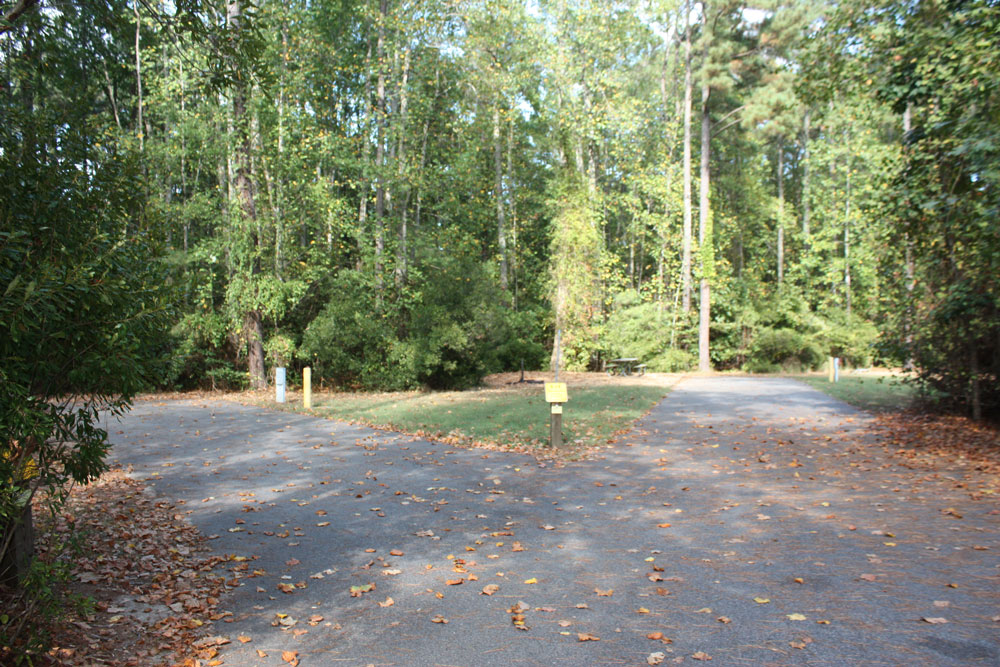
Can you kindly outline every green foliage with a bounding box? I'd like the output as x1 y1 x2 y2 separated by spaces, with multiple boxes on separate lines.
165 311 238 389
302 260 548 391
0 550 80 663
745 328 823 373
265 333 298 369
815 316 878 368
300 271 403 389
549 182 607 371
600 291 696 372
1 106 171 660
843 0 1000 418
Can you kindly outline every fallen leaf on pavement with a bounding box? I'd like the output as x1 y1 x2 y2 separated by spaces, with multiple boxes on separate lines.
482 584 500 595
350 582 375 597
577 632 600 641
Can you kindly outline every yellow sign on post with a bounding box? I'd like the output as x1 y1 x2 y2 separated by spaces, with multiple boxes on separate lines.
544 382 568 403
303 367 312 409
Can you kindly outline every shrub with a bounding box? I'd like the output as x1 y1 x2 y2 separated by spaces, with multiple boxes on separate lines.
817 318 878 368
746 327 824 372
600 290 695 372
299 272 410 390
648 348 697 372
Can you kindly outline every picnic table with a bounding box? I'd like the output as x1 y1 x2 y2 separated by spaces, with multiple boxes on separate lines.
605 357 646 376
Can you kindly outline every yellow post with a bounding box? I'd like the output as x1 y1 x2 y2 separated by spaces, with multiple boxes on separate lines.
303 367 312 409
828 357 835 383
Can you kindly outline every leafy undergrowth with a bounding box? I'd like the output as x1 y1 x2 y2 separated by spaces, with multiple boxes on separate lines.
2 469 251 666
874 410 1000 497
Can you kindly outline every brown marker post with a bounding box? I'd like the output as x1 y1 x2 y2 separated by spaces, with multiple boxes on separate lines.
545 382 568 448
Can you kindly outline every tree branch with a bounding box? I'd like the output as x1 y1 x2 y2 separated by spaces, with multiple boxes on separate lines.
1 0 39 34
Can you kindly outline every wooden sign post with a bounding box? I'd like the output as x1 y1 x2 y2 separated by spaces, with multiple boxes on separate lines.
545 382 568 448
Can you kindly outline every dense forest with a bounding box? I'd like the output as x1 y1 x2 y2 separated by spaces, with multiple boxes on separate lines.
1 0 997 417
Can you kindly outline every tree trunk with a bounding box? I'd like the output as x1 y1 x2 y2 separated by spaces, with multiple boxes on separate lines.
374 0 388 296
801 108 810 237
903 102 915 369
681 0 693 313
844 131 852 318
494 105 508 292
395 48 410 288
357 36 374 271
0 503 33 588
507 114 518 309
414 66 438 233
698 33 712 373
970 341 981 421
777 144 784 284
228 0 265 390
134 0 143 152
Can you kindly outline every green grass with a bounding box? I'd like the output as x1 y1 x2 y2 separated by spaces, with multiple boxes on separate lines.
279 384 669 457
797 374 917 412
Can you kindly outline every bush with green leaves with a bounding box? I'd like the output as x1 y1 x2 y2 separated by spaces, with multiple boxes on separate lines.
301 260 546 391
745 327 824 373
164 311 245 389
815 316 878 368
600 290 697 372
1 130 173 652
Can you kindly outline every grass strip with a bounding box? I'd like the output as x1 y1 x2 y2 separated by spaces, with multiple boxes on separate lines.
276 384 669 458
797 374 917 412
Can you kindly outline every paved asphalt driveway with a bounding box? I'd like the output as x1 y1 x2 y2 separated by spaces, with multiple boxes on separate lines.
108 377 999 666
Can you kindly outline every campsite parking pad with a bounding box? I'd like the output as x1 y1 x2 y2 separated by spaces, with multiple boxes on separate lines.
109 377 999 666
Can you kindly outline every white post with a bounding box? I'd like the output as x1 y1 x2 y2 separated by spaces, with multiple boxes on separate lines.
275 367 286 403
834 357 840 383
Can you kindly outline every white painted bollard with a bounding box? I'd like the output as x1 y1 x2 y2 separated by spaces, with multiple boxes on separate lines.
303 367 312 409
275 367 286 403
834 357 840 383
